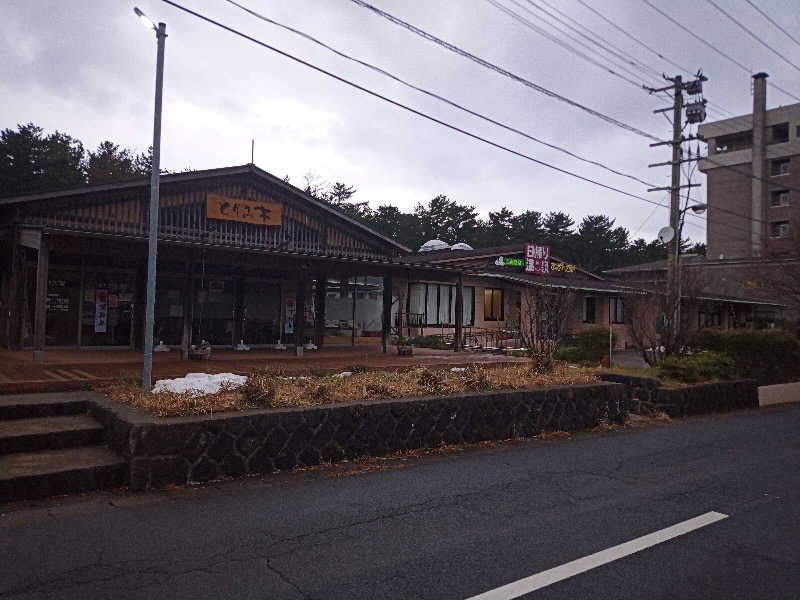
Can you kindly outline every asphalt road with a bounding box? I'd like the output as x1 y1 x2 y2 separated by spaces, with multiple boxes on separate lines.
1 404 799 599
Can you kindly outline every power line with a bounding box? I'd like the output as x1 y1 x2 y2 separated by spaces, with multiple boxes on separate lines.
744 0 800 49
159 0 671 209
486 0 658 90
531 0 662 79
641 0 800 103
224 0 657 188
163 0 760 246
574 0 736 118
704 0 800 74
347 0 662 141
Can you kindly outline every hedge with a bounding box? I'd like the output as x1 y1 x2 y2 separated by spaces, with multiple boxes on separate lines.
694 328 800 385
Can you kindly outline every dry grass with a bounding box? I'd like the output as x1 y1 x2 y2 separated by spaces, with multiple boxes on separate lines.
99 363 597 418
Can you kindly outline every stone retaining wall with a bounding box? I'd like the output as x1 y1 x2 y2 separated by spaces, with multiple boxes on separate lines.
88 383 627 490
598 373 758 417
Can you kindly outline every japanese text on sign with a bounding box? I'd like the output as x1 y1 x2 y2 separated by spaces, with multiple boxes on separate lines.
550 261 577 273
94 289 108 333
524 243 551 275
206 194 282 225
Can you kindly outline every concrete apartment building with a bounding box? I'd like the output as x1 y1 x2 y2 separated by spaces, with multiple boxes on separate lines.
699 73 800 259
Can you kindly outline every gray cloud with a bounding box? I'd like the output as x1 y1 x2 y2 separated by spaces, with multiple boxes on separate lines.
3 0 799 245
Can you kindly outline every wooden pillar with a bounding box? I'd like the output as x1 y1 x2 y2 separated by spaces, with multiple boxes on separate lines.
180 261 194 359
32 233 49 361
295 278 306 356
233 276 245 347
351 275 357 347
382 272 392 353
314 274 326 348
454 274 464 352
5 228 21 350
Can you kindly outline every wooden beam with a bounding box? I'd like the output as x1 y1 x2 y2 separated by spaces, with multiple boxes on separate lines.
33 233 49 361
314 274 326 348
180 261 194 359
295 278 306 356
382 272 392 354
454 273 464 352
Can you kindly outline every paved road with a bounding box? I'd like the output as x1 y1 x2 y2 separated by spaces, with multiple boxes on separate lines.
1 405 799 599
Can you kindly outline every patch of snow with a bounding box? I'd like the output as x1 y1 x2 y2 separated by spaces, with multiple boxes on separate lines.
337 371 353 378
152 372 247 396
450 367 466 372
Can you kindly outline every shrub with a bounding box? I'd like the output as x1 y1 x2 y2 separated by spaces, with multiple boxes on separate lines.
405 335 447 349
417 368 447 393
658 351 736 383
463 365 491 391
694 328 800 385
560 327 616 364
241 369 277 407
555 345 581 363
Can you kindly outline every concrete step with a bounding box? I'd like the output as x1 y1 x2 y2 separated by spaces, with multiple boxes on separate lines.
0 392 89 420
0 446 127 503
0 414 105 455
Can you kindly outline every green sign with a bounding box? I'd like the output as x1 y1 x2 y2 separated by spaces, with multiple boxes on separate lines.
503 257 524 267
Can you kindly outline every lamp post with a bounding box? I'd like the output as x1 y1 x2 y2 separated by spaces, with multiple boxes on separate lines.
673 202 708 346
135 7 167 392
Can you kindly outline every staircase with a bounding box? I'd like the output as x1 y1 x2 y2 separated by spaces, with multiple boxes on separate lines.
0 393 127 503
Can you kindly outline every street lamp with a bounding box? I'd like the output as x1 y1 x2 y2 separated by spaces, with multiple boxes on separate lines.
134 7 167 392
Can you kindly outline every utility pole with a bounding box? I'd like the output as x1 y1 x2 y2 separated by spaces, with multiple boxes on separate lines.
647 73 707 354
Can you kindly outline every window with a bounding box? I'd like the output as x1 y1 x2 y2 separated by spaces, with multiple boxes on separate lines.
770 122 789 144
609 297 624 324
714 131 751 153
484 288 504 321
770 221 790 238
698 310 721 328
408 283 474 325
770 190 790 207
771 159 790 176
583 297 596 324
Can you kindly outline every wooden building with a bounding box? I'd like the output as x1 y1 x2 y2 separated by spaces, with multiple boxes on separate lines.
0 164 459 358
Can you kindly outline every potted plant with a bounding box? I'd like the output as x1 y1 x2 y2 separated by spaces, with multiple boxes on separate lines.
396 335 414 356
189 339 212 361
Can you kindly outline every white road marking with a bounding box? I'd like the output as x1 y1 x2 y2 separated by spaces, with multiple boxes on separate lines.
466 511 729 599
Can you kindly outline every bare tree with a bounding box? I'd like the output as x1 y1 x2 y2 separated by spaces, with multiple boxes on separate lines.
626 268 705 365
520 285 576 371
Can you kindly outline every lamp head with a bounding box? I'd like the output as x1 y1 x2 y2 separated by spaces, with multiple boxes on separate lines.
133 7 157 31
688 203 708 214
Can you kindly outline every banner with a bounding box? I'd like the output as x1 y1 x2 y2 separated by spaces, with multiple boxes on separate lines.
94 289 109 333
206 194 282 225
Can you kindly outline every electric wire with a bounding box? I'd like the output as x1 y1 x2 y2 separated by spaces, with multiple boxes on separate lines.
223 0 658 188
744 0 800 49
164 0 766 244
704 0 800 74
641 0 800 103
574 0 736 118
487 0 659 90
530 0 662 80
159 0 669 208
347 0 662 141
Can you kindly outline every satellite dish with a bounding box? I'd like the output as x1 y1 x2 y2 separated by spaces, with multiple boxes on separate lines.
657 226 675 244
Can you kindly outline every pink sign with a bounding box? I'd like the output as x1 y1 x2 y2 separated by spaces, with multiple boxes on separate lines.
524 243 551 275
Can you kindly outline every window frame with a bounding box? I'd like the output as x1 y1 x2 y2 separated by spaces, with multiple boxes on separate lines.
483 287 505 322
583 296 597 324
770 190 790 207
609 297 624 324
771 159 790 176
408 282 475 326
770 220 790 238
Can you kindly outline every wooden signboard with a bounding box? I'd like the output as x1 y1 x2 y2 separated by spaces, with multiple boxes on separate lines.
206 194 282 225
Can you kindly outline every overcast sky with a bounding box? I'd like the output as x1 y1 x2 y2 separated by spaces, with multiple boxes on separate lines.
3 0 800 246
